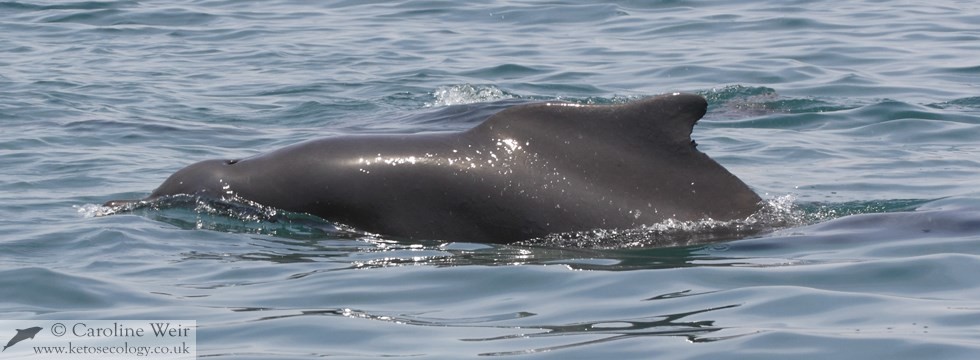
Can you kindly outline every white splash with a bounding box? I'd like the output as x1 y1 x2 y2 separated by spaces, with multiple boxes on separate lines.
426 84 514 107
75 203 116 218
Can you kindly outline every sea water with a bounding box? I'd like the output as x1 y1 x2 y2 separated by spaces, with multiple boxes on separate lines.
1 1 979 358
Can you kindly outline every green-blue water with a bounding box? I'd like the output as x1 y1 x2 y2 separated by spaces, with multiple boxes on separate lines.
2 1 979 358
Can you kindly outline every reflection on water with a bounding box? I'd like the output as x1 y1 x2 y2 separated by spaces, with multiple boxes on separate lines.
223 299 745 357
465 304 744 356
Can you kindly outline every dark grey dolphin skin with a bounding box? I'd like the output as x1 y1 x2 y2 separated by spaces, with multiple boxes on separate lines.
3 326 42 352
106 93 761 243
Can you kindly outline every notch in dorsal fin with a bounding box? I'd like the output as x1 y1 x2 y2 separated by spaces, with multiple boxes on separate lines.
613 92 707 145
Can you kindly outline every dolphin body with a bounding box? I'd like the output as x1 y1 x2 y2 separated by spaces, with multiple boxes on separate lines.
3 326 42 352
106 93 761 243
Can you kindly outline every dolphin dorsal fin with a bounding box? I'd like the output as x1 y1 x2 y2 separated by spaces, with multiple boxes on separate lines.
475 93 708 147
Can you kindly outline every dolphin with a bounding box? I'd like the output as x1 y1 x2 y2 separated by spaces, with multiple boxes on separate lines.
106 93 762 243
3 326 42 351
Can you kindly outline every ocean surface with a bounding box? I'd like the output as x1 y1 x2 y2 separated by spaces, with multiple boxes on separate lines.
2 0 979 358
